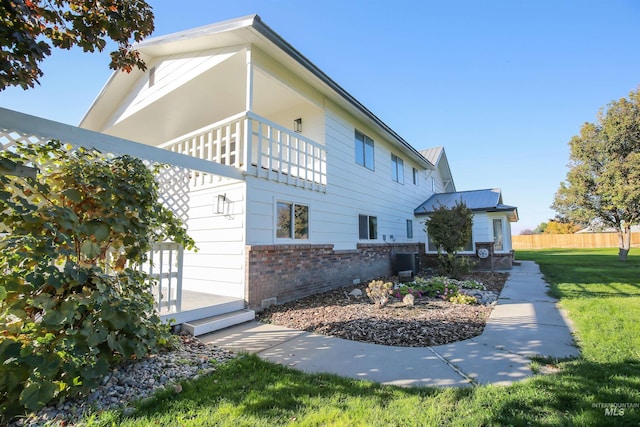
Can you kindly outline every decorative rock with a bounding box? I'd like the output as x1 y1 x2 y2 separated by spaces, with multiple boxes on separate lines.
461 289 499 305
349 289 363 298
403 293 415 307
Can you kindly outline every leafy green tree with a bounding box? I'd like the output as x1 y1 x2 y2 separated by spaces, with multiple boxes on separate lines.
543 220 583 234
553 88 640 260
0 140 194 420
425 200 474 278
1 0 154 91
532 222 548 234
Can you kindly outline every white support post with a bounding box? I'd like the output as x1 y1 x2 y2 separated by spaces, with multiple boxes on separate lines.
245 47 253 112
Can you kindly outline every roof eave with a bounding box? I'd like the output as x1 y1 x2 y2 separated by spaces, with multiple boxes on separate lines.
249 16 433 169
82 14 433 168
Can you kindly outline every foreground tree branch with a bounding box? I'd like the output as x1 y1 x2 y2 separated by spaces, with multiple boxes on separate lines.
0 0 154 91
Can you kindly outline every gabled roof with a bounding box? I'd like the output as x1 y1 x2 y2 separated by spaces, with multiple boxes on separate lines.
420 146 444 165
415 188 518 222
419 146 455 192
81 14 434 170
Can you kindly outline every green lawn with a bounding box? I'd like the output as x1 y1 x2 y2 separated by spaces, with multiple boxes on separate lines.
85 248 640 426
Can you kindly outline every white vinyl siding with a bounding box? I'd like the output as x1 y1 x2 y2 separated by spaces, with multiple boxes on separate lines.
180 181 246 298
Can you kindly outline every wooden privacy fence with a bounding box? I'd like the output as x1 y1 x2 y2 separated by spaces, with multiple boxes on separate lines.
513 233 640 250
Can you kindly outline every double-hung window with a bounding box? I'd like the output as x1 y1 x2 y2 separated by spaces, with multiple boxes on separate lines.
277 201 309 239
355 130 374 170
412 168 419 185
358 214 377 240
391 154 404 183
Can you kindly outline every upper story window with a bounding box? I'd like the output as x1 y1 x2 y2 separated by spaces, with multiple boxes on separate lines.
412 168 419 185
431 176 436 192
355 130 374 170
277 201 309 239
391 154 404 183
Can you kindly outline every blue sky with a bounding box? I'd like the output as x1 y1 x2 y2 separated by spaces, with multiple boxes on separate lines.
2 1 639 233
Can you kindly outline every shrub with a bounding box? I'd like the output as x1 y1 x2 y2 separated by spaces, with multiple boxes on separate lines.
449 293 477 305
0 141 195 421
366 280 393 307
424 200 475 278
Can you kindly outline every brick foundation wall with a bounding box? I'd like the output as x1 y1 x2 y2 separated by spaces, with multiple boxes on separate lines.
245 243 424 311
420 252 515 271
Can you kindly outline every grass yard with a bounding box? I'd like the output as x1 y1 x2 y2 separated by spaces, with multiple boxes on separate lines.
85 248 640 426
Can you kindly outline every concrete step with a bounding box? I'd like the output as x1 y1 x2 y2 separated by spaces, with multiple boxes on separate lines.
183 309 256 336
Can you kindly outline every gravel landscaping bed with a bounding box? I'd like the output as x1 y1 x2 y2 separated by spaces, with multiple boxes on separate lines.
258 271 509 347
10 271 508 426
10 336 236 427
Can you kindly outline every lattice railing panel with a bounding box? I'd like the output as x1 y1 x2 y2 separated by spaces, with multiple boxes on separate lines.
0 126 191 227
154 164 191 227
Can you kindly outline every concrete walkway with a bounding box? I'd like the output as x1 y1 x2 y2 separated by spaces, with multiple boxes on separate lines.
201 261 580 387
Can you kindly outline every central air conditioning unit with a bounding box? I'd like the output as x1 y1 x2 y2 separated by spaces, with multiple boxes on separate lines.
394 252 420 275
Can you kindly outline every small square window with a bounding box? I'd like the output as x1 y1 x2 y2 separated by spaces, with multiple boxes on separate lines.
277 201 309 239
358 214 377 240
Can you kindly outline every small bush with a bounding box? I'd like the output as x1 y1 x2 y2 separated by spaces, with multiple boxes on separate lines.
449 293 477 305
394 276 485 302
366 280 393 307
424 200 475 278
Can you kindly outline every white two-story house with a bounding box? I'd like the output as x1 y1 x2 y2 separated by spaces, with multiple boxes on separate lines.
76 15 517 329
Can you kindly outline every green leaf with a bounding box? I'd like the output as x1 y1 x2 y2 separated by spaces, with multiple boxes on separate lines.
62 188 82 202
103 310 127 330
86 326 108 348
86 221 111 242
42 309 65 327
59 299 77 323
80 240 101 259
35 354 62 378
0 339 22 361
20 380 57 411
0 285 6 301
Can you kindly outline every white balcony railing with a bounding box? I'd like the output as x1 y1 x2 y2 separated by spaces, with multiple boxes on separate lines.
159 112 327 191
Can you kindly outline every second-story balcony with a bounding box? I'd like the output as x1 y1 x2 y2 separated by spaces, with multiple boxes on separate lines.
158 111 327 192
